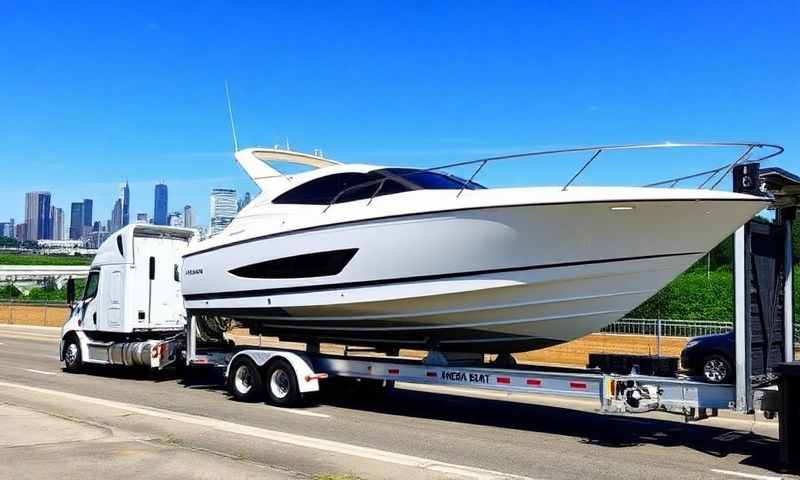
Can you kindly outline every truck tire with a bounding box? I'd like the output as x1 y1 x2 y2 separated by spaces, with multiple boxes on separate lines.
62 335 83 373
265 359 300 407
228 357 264 402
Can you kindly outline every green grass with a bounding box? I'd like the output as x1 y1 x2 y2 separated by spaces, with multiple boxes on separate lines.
0 254 93 266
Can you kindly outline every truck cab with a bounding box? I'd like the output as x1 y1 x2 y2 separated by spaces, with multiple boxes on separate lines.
60 224 196 370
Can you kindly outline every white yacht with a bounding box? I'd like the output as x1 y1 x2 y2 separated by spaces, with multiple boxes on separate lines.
181 143 781 353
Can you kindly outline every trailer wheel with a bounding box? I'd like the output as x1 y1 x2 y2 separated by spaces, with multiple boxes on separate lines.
228 357 263 402
265 359 300 407
62 335 83 373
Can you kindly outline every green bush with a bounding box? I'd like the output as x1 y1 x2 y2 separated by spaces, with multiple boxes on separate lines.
629 270 734 321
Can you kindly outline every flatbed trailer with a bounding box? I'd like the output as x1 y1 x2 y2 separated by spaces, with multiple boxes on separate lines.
185 316 740 417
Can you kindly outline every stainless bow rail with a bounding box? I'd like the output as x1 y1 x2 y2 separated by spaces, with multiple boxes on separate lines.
323 142 783 212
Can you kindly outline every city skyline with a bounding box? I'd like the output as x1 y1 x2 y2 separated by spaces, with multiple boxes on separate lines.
1 180 252 242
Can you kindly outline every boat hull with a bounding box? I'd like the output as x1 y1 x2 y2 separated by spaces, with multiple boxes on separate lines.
182 196 765 352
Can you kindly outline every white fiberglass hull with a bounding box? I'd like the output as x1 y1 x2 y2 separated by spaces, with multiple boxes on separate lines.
182 189 767 352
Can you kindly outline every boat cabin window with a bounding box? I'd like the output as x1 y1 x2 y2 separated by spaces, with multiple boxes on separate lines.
272 169 484 206
273 172 406 205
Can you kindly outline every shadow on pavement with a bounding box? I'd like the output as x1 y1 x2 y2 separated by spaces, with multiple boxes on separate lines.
317 384 793 475
64 365 796 475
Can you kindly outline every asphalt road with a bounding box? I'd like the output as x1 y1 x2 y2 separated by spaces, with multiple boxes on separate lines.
0 324 795 480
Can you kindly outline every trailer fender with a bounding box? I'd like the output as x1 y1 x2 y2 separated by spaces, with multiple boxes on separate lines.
226 350 323 393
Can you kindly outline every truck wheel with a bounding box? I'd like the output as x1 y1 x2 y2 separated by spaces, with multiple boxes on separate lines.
702 354 732 384
265 359 300 407
228 357 263 402
63 336 83 373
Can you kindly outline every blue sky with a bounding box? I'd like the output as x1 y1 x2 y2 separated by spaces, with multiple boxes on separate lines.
1 2 798 227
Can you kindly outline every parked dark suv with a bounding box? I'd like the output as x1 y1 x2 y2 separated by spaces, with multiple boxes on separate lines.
680 330 735 384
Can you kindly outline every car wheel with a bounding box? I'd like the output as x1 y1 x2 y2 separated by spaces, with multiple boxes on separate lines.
702 354 732 384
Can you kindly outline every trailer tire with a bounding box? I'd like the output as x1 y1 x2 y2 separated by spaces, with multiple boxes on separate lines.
62 335 83 373
228 357 264 402
265 359 300 407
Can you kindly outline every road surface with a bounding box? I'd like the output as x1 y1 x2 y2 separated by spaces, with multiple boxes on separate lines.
0 324 795 480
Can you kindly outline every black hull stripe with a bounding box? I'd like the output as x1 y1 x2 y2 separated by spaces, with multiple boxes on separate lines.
183 197 766 259
183 251 702 301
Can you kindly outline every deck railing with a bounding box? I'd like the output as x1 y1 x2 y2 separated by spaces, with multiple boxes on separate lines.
324 142 784 212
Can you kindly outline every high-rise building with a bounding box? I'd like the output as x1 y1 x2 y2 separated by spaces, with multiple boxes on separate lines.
154 183 168 225
110 198 123 233
69 202 84 240
209 188 237 236
15 223 26 241
25 191 51 240
82 199 93 236
121 181 130 227
183 205 194 229
168 211 184 227
0 218 14 238
50 206 64 241
136 213 149 224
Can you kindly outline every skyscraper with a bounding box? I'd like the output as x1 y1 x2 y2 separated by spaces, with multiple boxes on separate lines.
50 206 64 241
168 211 184 227
110 198 123 233
154 183 168 225
183 205 194 229
15 223 26 241
209 188 237 236
25 191 51 241
69 202 84 240
121 181 130 227
136 213 149 224
82 199 93 236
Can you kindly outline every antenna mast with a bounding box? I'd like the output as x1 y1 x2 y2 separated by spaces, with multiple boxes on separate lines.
224 81 239 152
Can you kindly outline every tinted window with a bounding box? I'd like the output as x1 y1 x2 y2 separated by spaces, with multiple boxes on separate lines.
83 271 99 300
379 168 484 190
230 248 359 279
274 173 375 205
273 172 411 205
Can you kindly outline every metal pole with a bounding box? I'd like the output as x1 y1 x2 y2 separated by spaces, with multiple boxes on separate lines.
734 225 749 412
656 318 662 357
785 217 794 362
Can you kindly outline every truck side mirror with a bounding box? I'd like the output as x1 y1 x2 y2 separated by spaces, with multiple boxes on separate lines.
66 278 76 305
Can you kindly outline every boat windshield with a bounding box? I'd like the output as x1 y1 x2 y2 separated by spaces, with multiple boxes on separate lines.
273 168 485 205
375 168 485 191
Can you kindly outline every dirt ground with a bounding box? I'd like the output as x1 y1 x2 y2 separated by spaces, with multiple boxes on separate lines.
0 303 70 327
